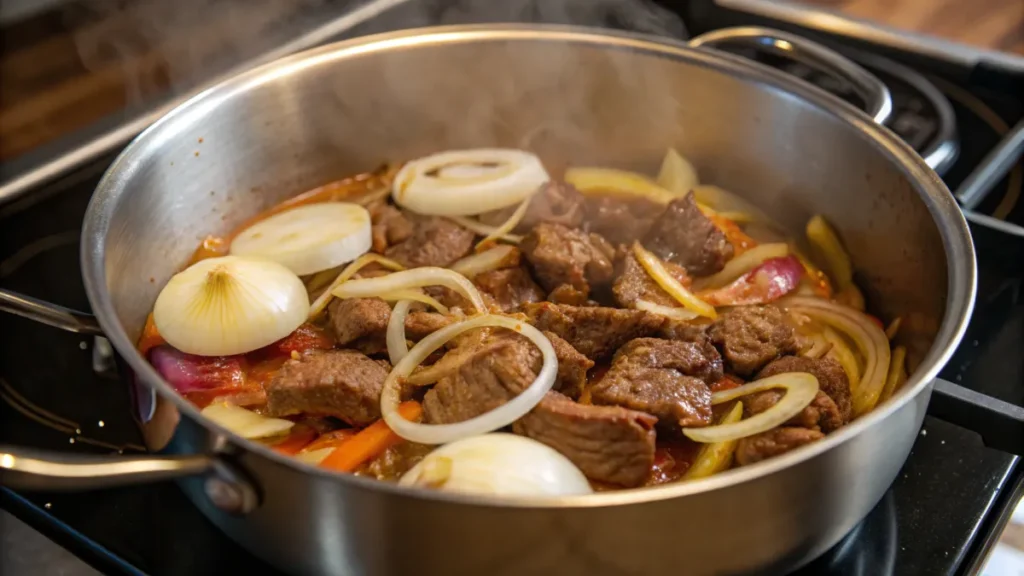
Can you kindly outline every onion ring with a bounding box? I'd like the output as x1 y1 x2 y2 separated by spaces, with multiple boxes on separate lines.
332 267 486 314
386 300 413 365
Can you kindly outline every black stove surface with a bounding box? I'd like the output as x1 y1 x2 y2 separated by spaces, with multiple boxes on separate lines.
2 6 1024 576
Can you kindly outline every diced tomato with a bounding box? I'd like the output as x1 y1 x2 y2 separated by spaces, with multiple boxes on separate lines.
707 213 757 256
700 256 804 307
259 323 334 358
648 441 701 485
710 375 743 393
270 424 318 455
247 356 288 388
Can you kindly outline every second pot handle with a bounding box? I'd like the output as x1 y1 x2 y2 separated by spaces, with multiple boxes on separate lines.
929 378 1024 455
688 26 893 126
0 288 102 335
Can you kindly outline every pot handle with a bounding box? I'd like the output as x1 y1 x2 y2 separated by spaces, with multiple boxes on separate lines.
929 378 1024 455
0 446 259 514
0 288 102 335
688 26 893 126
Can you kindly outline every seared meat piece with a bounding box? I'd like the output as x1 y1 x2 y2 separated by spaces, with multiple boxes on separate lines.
734 427 824 466
643 194 733 276
266 349 389 426
422 334 656 487
355 441 433 481
327 297 451 354
757 355 852 425
658 320 712 344
473 266 545 312
514 392 657 487
743 389 844 433
584 195 665 247
547 284 592 306
368 203 414 253
546 331 594 400
480 181 586 231
591 338 720 428
385 215 474 268
522 302 668 360
612 248 691 308
520 223 614 297
708 306 798 376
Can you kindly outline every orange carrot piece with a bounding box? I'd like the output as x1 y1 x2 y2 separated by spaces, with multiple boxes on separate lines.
137 313 166 356
320 401 423 473
301 429 358 454
271 425 318 455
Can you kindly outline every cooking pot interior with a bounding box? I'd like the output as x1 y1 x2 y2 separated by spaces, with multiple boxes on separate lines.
99 31 948 373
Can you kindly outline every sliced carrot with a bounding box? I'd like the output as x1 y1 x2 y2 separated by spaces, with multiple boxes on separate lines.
271 425 318 455
320 401 423 473
137 313 166 356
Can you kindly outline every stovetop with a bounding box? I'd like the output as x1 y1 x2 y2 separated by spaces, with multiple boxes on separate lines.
2 1 1024 575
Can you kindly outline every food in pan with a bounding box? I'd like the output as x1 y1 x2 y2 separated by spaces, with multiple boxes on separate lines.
141 147 906 496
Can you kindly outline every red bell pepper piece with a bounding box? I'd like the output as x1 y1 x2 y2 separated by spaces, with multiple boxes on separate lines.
700 256 803 307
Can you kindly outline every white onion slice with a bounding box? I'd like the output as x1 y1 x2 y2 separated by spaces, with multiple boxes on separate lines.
656 147 699 196
634 299 699 321
386 300 413 365
332 267 486 313
400 433 592 496
294 447 334 465
308 253 404 319
230 203 372 275
380 314 557 445
565 167 676 204
393 149 549 216
378 289 448 314
822 325 862 389
449 245 520 279
153 256 309 356
693 243 789 291
476 196 531 247
782 296 890 417
682 373 819 443
447 217 525 243
201 403 295 439
633 243 716 319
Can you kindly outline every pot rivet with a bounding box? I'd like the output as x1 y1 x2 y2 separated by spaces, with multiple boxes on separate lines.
205 477 246 513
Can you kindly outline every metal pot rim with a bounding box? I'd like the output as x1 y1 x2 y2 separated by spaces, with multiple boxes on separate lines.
82 23 977 508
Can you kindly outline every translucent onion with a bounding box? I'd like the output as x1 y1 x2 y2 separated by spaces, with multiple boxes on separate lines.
447 216 524 243
399 433 592 496
230 203 372 275
691 185 773 223
308 253 404 318
378 289 449 314
822 326 862 389
449 245 521 279
294 447 334 465
201 402 295 439
386 300 413 365
380 315 557 445
153 256 309 356
476 196 532 248
332 267 486 314
693 243 789 291
782 296 891 417
393 148 549 216
681 401 744 480
635 299 699 321
885 317 903 341
656 147 699 197
564 167 676 204
682 373 819 443
879 345 907 403
633 243 716 319
806 215 853 289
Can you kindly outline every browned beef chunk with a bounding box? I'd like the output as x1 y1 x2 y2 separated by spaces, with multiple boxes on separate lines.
327 297 451 354
612 248 691 308
384 215 474 267
473 266 545 312
266 350 388 426
757 355 852 425
368 203 414 253
734 427 824 466
546 331 594 399
355 441 433 481
514 392 657 487
482 181 587 231
591 338 719 428
584 195 665 246
643 194 733 276
708 306 798 376
422 334 656 487
743 389 844 433
522 302 668 360
547 284 592 306
520 223 614 297
659 320 713 344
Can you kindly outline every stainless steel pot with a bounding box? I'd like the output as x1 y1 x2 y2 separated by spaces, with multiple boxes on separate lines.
0 25 977 575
